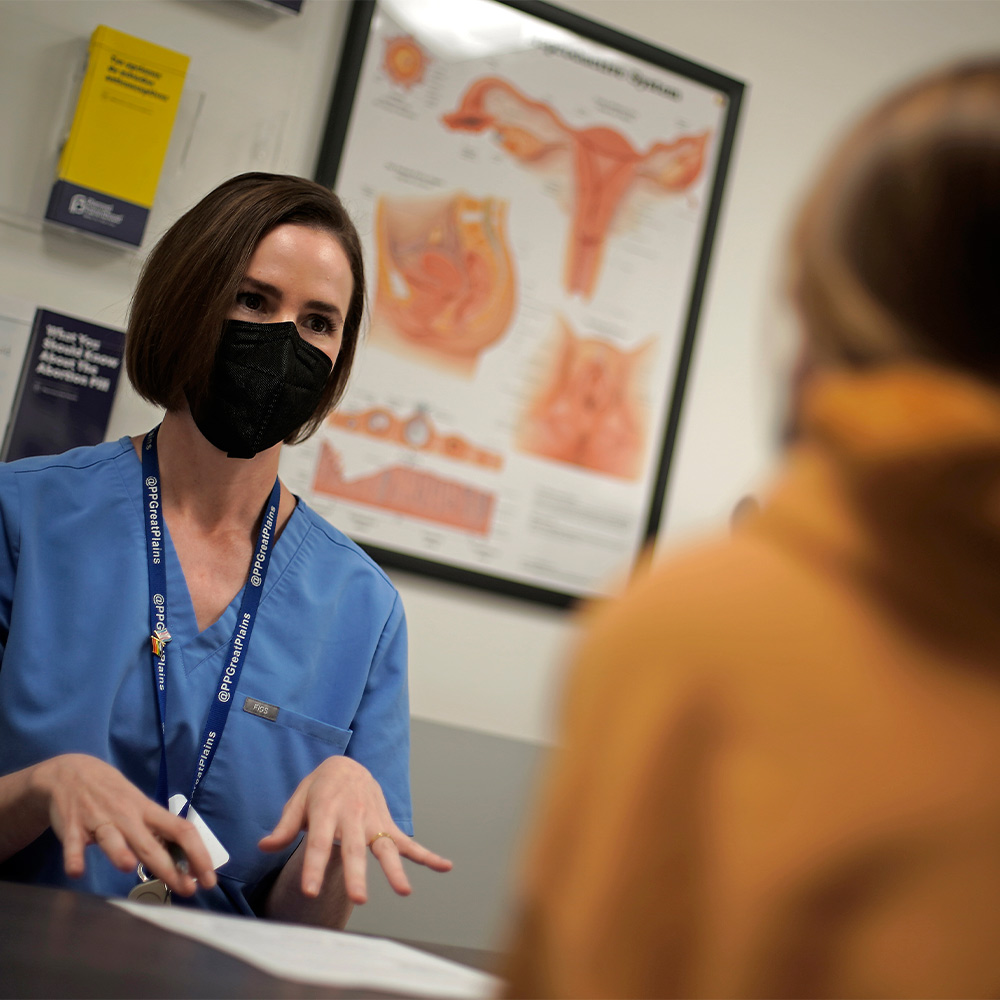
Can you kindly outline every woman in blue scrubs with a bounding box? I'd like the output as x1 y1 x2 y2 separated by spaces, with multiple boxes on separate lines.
0 173 451 924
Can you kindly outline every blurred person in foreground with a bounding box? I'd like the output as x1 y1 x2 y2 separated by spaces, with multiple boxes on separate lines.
503 56 1000 999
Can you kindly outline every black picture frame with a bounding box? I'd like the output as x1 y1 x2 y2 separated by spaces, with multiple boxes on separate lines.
297 0 744 608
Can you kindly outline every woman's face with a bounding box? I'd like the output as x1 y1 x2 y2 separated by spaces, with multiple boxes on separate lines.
230 222 354 368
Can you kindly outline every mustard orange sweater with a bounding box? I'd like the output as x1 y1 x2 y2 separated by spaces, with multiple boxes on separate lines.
505 366 1000 998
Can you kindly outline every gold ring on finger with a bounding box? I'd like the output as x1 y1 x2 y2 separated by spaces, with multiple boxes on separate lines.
367 831 395 849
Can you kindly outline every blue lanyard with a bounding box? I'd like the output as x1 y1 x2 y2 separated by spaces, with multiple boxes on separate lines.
141 426 280 814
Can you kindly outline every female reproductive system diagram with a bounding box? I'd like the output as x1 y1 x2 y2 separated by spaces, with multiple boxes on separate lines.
310 62 712 544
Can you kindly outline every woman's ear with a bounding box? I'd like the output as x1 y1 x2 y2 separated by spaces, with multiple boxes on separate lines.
780 335 822 447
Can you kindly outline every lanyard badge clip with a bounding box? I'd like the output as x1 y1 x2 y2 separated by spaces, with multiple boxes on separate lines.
127 843 189 906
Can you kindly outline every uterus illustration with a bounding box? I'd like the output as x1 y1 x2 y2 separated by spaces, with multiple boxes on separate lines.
516 315 653 481
372 191 516 376
442 76 709 301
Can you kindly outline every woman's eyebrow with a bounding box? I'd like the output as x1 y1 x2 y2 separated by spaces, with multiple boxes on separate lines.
241 276 342 318
304 299 342 319
241 276 281 297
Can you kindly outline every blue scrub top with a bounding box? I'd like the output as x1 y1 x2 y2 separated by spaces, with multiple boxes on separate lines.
0 438 412 914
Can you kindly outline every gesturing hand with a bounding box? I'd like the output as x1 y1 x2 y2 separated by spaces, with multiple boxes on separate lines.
258 755 452 904
33 753 216 897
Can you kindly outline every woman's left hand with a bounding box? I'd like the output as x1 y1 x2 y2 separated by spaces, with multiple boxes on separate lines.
258 756 452 904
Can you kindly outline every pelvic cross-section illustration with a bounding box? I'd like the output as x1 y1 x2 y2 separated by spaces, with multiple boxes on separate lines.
373 191 516 375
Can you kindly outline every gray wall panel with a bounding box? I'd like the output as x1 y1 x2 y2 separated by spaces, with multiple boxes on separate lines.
346 718 546 953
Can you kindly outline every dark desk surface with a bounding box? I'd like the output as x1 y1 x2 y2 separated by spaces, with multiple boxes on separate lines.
0 881 498 999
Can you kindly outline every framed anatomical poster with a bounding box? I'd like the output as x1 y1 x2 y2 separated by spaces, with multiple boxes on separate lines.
280 0 744 607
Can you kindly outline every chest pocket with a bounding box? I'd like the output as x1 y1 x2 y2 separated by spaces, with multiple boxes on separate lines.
191 696 353 886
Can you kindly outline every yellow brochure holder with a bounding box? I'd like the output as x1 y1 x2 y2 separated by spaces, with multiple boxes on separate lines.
45 26 189 247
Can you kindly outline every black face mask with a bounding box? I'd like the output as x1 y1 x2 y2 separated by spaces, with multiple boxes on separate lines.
188 319 333 459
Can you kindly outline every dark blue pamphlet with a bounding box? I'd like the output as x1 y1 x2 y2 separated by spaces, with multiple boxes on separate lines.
1 308 125 461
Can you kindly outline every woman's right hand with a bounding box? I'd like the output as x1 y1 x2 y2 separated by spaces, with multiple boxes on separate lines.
27 754 216 896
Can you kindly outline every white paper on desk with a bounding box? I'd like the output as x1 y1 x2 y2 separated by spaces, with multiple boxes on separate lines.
111 900 501 999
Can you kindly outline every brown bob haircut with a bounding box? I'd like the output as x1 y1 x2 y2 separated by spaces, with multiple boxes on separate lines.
126 172 366 445
789 57 1000 378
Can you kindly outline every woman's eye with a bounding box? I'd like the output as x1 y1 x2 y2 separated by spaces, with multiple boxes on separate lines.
305 315 332 334
237 292 264 311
